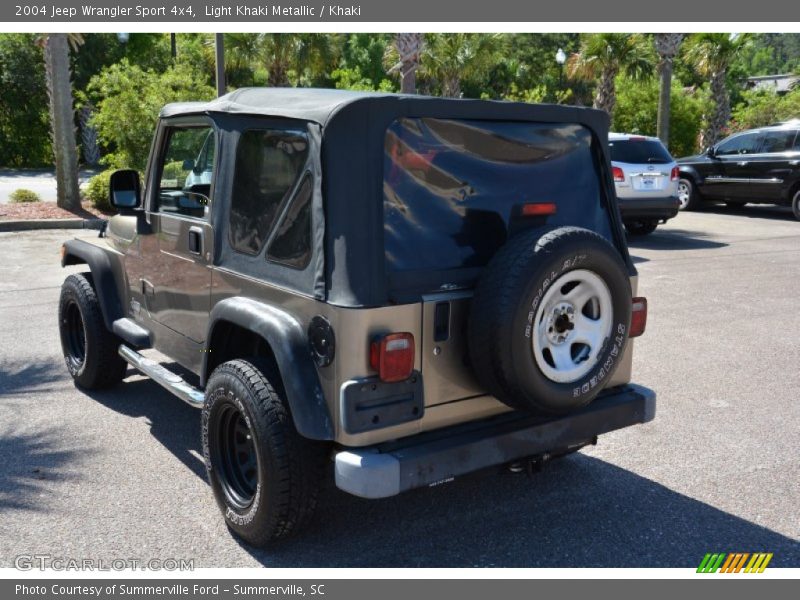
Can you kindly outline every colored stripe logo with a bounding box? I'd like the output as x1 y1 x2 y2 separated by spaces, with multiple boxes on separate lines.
697 552 773 573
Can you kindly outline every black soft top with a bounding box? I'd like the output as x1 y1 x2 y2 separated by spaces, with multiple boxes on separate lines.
161 89 622 308
161 87 610 135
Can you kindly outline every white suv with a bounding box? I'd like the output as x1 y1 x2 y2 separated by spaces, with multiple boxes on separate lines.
609 133 681 235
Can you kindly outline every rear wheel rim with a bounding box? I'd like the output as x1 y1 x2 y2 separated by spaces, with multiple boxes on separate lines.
532 269 614 384
63 300 86 370
677 180 691 209
215 404 259 509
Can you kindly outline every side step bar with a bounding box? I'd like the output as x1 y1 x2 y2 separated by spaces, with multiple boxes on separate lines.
118 345 205 408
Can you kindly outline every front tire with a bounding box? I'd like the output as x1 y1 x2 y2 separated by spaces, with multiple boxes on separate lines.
202 358 326 546
58 273 127 389
678 178 702 210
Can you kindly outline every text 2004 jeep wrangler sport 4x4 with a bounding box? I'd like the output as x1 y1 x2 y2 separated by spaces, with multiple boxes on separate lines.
57 89 654 546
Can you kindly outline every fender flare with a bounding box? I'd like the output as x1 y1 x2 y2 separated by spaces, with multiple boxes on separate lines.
61 239 124 329
204 297 334 441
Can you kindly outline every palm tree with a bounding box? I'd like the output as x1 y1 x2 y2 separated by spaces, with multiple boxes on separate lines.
683 33 751 147
567 33 653 116
260 34 339 87
654 33 685 147
224 33 261 87
39 34 83 211
418 34 504 98
387 33 424 94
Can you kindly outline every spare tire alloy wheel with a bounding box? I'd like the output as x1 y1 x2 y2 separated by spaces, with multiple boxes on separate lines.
469 226 632 414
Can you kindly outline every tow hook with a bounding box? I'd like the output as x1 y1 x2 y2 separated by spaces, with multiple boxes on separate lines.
507 437 598 476
507 453 552 476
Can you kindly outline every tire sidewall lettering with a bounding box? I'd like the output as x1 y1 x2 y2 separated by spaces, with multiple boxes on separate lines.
203 380 262 527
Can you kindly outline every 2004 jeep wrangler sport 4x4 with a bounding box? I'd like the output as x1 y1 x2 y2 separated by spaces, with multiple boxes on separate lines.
58 89 655 546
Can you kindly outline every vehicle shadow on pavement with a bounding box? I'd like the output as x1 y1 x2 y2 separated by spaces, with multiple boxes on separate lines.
626 228 728 252
0 426 82 512
246 453 799 568
82 375 206 480
68 376 799 568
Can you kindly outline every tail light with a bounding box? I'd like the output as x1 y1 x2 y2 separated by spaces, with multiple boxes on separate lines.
612 166 625 182
369 332 415 382
521 202 557 217
630 297 648 338
670 166 679 181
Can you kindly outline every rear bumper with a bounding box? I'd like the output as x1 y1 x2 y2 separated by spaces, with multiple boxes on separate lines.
617 196 680 220
334 384 656 499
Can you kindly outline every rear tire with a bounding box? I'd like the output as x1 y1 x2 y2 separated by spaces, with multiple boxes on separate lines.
58 273 127 389
678 178 701 210
203 358 326 546
791 189 800 221
624 220 659 236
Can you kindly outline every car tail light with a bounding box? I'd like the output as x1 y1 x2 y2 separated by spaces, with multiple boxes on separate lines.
670 166 679 181
369 333 415 382
521 202 557 217
630 297 648 338
612 166 625 182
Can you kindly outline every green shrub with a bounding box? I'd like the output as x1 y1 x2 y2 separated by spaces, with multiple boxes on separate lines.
83 169 115 211
9 188 41 203
612 76 711 158
87 59 215 170
161 160 186 187
731 88 800 131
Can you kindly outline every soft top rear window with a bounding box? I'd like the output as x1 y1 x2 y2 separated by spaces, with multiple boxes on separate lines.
609 139 673 164
383 118 611 274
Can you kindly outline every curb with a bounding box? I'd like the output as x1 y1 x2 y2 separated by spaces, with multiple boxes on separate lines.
0 218 106 233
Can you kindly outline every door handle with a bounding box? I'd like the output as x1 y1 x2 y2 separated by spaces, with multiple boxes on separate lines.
790 160 800 166
188 226 203 255
737 161 748 166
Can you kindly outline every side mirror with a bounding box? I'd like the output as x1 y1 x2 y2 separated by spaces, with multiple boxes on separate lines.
109 169 141 210
705 146 716 158
182 158 195 171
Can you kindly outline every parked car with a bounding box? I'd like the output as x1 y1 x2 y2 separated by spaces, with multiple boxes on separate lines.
608 133 681 235
57 89 654 546
677 122 800 219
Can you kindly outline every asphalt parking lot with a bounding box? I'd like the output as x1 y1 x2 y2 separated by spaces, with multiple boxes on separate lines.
1 205 798 568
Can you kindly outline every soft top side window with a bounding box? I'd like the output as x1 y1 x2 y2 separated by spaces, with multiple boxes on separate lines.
229 128 309 256
267 173 313 270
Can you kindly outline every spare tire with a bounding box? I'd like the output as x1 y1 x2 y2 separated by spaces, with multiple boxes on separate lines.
468 226 632 414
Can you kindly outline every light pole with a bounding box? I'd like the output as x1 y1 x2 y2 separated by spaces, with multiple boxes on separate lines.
215 33 226 97
555 47 566 100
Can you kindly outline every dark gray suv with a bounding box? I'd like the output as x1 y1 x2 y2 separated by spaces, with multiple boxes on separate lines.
677 121 800 219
